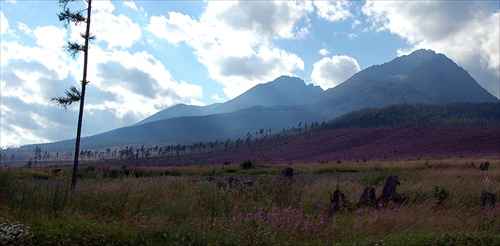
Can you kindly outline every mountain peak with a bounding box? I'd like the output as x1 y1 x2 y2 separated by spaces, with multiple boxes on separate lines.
212 75 323 113
318 49 498 116
404 49 437 59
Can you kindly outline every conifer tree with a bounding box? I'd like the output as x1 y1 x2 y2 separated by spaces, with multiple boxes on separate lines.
52 0 94 191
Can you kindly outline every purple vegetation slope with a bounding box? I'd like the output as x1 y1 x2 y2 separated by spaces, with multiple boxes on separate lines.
139 126 499 166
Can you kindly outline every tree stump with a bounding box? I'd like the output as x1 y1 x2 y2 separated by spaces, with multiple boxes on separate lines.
283 167 294 179
359 186 377 206
480 190 496 207
329 189 341 214
379 175 400 203
479 162 490 171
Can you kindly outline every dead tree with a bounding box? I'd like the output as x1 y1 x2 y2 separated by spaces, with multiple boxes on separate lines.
328 185 349 214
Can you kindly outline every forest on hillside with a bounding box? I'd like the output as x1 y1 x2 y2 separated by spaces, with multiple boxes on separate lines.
324 102 500 129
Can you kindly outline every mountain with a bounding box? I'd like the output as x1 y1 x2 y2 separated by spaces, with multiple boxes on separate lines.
135 76 323 125
135 103 221 126
316 49 499 118
40 105 325 150
211 75 323 113
18 49 500 151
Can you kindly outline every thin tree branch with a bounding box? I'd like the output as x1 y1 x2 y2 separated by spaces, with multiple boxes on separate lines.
51 86 82 111
64 41 85 59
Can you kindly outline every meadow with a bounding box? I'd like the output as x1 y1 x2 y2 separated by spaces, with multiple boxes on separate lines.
0 157 499 245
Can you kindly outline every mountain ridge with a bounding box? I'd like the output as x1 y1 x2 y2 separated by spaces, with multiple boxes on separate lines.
136 75 323 125
316 49 498 118
15 49 500 151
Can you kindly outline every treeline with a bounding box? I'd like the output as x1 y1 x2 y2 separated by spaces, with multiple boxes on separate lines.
324 102 500 129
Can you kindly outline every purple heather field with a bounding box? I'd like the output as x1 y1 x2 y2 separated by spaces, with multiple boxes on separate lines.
141 126 500 166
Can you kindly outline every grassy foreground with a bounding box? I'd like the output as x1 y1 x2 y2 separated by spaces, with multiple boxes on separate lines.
1 157 499 245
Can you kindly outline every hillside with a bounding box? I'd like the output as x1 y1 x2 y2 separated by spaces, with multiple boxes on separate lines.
324 102 500 129
100 102 500 166
107 126 500 167
6 102 499 166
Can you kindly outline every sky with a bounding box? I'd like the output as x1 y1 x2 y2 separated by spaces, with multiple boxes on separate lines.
1 0 499 148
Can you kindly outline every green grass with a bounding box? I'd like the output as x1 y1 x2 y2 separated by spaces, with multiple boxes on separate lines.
1 157 499 245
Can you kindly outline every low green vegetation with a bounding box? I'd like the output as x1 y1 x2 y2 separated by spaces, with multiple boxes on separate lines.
0 157 499 245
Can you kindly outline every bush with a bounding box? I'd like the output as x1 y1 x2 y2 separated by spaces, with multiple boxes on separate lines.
433 186 450 204
240 160 254 170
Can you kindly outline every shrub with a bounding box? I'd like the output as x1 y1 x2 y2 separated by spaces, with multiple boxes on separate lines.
240 160 254 170
433 186 450 204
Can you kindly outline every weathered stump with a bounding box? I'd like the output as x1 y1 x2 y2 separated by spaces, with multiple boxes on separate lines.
479 162 490 171
480 190 496 207
329 189 341 214
379 175 400 203
328 186 349 215
359 186 377 206
283 167 294 179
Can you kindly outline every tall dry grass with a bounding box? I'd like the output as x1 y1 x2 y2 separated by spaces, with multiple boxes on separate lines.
0 157 499 245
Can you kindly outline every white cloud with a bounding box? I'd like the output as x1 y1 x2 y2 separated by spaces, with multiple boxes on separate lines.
1 11 9 35
33 26 66 50
93 0 114 13
91 11 142 49
211 94 224 102
311 55 361 89
314 1 353 22
86 48 203 119
362 1 500 98
17 22 31 35
319 48 329 56
147 1 312 99
219 1 314 40
348 33 357 39
147 12 197 45
123 1 138 11
0 3 203 147
352 19 361 28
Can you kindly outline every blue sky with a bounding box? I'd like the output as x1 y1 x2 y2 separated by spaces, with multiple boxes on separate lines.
1 0 499 148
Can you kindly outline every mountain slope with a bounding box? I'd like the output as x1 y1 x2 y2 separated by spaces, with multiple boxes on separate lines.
325 102 500 129
316 49 499 118
211 75 323 113
136 76 323 125
41 105 325 150
20 49 500 151
135 103 221 126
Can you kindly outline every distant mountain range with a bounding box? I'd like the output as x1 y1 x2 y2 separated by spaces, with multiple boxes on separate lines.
26 49 500 151
135 76 323 125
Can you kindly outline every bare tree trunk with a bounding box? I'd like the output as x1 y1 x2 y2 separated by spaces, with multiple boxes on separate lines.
71 0 92 191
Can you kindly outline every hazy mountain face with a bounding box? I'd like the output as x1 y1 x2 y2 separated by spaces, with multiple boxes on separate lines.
137 75 323 125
